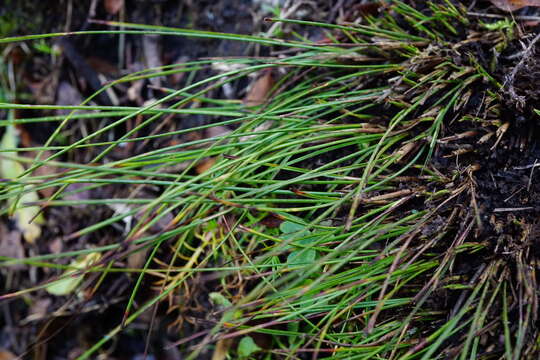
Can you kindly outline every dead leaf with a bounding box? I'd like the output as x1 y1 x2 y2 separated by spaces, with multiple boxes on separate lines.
206 126 231 139
108 203 133 233
49 237 63 254
244 70 274 107
15 188 43 244
212 339 233 360
128 79 145 104
196 157 217 174
394 142 418 163
143 35 163 87
0 221 25 270
127 243 149 269
259 214 283 228
169 56 189 85
104 0 124 15
16 124 32 148
0 349 17 360
524 20 540 27
490 0 540 11
86 56 119 76
6 46 26 66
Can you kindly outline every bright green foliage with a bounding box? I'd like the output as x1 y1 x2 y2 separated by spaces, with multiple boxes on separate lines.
237 336 261 358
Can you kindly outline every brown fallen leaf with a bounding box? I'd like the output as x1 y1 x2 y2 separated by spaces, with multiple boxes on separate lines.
490 0 540 11
196 157 217 174
0 349 17 360
394 141 419 163
212 339 233 360
259 213 283 228
244 69 274 107
104 0 124 15
127 242 149 269
86 56 119 76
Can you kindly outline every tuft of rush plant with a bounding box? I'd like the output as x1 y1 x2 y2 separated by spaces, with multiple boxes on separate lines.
1 1 537 358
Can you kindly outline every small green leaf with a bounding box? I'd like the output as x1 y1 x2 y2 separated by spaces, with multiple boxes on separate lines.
238 336 261 357
209 292 232 308
287 249 317 267
319 220 332 227
279 221 305 234
296 234 322 246
46 273 82 296
282 230 310 242
210 292 243 322
46 252 101 296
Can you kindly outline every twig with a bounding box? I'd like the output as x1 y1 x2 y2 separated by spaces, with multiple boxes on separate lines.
493 207 534 212
467 12 540 21
514 162 540 170
528 159 538 191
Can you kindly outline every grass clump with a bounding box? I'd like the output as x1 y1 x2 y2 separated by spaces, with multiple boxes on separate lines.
1 1 540 359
